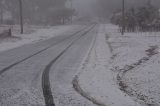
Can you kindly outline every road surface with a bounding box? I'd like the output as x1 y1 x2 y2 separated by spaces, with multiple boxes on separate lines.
0 25 97 106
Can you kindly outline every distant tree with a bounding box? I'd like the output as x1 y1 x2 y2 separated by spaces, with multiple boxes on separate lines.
48 7 75 25
2 0 74 25
136 3 158 25
111 2 159 24
110 12 122 25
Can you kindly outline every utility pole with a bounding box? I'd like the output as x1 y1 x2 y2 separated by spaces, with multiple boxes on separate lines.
0 7 3 24
19 0 23 34
122 0 125 35
70 0 73 24
0 1 3 24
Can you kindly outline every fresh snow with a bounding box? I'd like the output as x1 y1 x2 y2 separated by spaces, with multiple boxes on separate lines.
76 24 160 106
0 25 84 106
105 24 160 106
1 24 160 105
76 24 140 106
0 25 81 52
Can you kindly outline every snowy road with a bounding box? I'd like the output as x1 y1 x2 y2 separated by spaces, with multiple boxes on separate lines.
0 25 97 106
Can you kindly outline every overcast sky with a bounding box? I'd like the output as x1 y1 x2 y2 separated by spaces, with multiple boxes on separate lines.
72 0 96 16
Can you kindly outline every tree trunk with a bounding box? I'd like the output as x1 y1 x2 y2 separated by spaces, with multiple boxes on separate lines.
0 3 3 24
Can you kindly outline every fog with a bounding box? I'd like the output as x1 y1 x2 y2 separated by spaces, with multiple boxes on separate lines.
1 0 160 25
73 0 96 16
73 0 160 18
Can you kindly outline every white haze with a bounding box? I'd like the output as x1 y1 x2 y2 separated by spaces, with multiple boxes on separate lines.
72 0 160 17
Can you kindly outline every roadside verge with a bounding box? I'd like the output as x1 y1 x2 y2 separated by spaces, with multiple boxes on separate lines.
72 24 139 106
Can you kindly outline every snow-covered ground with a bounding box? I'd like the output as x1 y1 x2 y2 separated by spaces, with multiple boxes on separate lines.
75 24 160 106
1 24 160 105
106 24 160 106
0 24 85 106
74 24 140 106
0 25 81 52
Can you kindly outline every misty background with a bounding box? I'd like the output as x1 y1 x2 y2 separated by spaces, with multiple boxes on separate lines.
1 0 160 25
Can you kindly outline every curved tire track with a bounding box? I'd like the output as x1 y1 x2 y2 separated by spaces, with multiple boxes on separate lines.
72 27 106 106
72 76 106 106
42 25 96 106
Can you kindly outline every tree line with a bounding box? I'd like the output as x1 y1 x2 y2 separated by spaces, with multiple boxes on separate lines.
111 2 160 32
0 0 75 25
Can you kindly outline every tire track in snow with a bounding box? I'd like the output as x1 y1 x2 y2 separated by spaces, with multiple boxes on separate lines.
0 26 87 75
42 25 96 106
